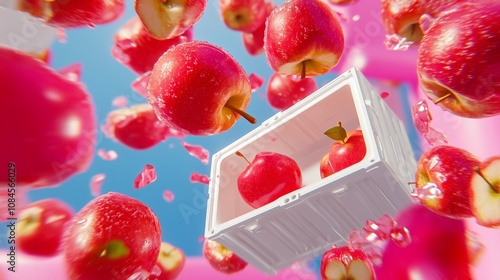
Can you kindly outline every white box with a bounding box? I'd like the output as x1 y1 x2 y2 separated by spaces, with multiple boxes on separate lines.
204 68 417 275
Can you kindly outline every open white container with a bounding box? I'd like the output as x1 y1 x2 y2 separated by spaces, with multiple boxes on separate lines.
205 68 417 275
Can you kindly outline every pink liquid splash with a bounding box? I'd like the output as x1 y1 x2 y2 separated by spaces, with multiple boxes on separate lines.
133 164 157 189
181 141 209 165
190 172 210 185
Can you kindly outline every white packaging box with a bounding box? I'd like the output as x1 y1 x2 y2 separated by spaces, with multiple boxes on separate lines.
204 68 417 275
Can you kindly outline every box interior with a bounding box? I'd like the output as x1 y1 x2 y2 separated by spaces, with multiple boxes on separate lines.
212 83 368 227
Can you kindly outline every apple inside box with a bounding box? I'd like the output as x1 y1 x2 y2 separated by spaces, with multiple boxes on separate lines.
204 68 417 275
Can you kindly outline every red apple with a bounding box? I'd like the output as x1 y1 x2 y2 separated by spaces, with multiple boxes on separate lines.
148 242 186 280
236 151 302 208
320 152 334 179
471 155 500 228
381 0 465 43
415 145 480 219
264 0 344 78
62 192 162 280
134 0 207 40
320 246 373 280
17 199 74 256
112 16 194 75
0 47 96 188
219 0 267 33
203 239 247 274
325 123 366 174
147 41 255 136
266 72 318 111
375 204 473 279
104 104 182 150
241 1 274 56
328 0 358 5
417 0 500 118
18 0 124 28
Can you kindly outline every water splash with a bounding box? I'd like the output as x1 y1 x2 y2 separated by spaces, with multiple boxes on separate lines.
97 149 118 161
133 164 157 189
90 173 105 197
410 182 443 200
412 99 448 145
190 172 210 185
181 141 209 165
384 34 414 51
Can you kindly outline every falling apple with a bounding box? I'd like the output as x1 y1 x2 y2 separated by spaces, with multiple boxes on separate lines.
203 239 248 274
320 246 374 280
147 41 256 136
219 0 267 33
112 16 194 75
148 242 186 280
62 192 162 280
471 155 500 228
236 151 302 208
415 145 480 219
266 72 318 111
0 47 97 188
17 199 74 256
241 1 275 56
376 204 473 279
417 0 500 118
104 103 183 150
325 122 366 175
134 0 207 40
381 0 465 43
264 0 344 78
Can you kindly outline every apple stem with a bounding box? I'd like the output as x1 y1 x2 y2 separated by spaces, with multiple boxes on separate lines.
224 103 257 124
473 166 498 193
235 151 251 165
301 60 306 79
433 93 451 104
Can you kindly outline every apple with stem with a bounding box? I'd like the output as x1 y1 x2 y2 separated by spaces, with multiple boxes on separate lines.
320 246 374 280
415 145 480 219
104 104 183 150
236 151 302 208
264 0 344 78
62 192 162 280
148 242 186 280
241 1 274 56
325 122 366 174
203 239 247 274
0 47 96 188
147 41 256 136
320 152 334 179
417 0 500 118
219 0 267 33
134 0 207 40
381 0 466 43
112 16 194 75
17 199 74 256
471 155 500 228
266 72 318 111
376 203 474 279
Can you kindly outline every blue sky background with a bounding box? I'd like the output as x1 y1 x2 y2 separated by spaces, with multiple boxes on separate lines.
9 0 419 272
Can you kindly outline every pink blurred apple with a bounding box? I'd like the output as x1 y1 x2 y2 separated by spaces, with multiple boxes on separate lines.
266 72 318 111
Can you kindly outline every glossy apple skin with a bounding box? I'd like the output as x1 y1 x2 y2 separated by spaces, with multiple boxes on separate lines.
62 192 162 280
417 1 500 118
266 72 318 110
320 152 334 179
381 0 465 42
219 0 267 33
148 41 252 136
105 104 174 150
320 246 373 280
416 145 480 219
148 242 186 280
264 0 344 77
20 0 124 28
203 239 248 274
113 17 194 75
17 199 74 256
470 155 500 228
241 2 274 56
375 204 472 279
327 130 366 174
237 152 302 208
328 0 357 5
0 47 96 188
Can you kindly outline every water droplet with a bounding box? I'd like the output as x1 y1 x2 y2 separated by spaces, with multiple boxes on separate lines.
419 14 436 34
410 182 443 200
163 190 175 202
384 34 414 51
390 227 412 247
